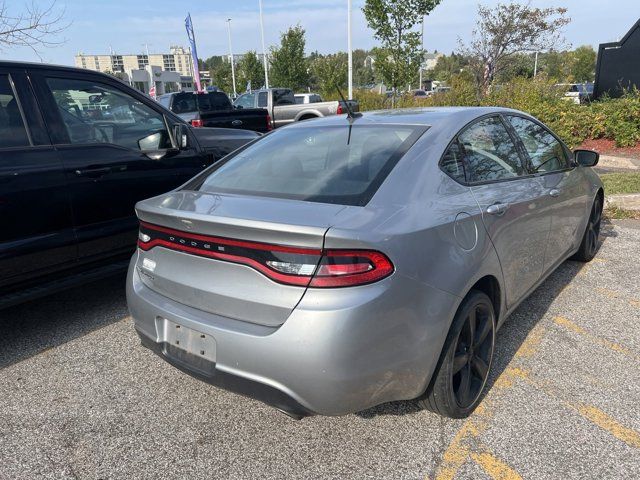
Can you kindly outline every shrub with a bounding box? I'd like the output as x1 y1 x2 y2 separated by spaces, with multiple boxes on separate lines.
351 77 640 148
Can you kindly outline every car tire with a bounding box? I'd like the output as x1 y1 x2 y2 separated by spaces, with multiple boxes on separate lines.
419 290 496 419
571 195 603 263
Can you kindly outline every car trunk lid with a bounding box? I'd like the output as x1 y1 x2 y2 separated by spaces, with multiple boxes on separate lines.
134 191 344 327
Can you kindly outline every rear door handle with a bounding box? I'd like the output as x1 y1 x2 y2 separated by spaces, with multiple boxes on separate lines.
549 188 561 197
231 119 243 126
75 167 111 178
486 203 509 216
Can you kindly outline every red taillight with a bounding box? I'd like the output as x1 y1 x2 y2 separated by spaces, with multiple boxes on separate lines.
266 113 273 131
310 250 393 287
137 222 393 288
336 104 343 115
190 119 204 127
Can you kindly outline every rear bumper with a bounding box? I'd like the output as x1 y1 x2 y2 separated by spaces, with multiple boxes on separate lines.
127 253 460 416
136 332 312 418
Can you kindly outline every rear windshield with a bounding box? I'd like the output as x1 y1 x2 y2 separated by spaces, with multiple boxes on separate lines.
172 93 231 114
195 124 427 206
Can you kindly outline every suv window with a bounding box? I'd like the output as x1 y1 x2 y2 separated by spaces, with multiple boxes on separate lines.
458 117 525 183
506 116 569 173
0 75 30 148
47 77 170 151
235 93 255 109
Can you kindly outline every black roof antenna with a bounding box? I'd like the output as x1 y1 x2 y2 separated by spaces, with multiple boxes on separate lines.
335 85 362 121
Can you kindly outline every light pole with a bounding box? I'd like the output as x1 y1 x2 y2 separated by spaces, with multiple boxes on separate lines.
419 17 424 90
226 18 237 97
347 0 353 99
534 51 539 77
259 0 269 88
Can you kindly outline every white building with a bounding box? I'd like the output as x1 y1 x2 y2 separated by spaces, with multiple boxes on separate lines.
75 46 195 94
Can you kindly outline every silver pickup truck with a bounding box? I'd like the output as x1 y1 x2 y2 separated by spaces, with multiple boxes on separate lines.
233 88 359 129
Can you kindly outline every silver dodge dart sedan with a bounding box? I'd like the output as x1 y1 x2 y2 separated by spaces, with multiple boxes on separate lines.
127 107 603 419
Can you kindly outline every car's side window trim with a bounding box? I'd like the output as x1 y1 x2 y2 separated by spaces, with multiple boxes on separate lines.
0 72 33 148
438 113 531 186
500 113 575 176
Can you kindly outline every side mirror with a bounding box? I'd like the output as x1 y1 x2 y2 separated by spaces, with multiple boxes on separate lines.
172 123 189 149
574 149 599 167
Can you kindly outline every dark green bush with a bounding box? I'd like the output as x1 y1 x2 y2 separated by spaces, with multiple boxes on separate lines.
352 77 640 148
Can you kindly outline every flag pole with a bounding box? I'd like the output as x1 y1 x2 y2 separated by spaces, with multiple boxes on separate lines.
347 0 353 99
227 18 237 97
259 0 269 88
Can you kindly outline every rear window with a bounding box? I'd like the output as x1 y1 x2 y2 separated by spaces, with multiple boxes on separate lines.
171 94 197 114
195 124 426 206
197 92 231 111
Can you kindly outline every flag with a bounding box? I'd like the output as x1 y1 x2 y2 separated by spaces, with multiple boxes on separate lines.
185 13 203 92
149 83 156 99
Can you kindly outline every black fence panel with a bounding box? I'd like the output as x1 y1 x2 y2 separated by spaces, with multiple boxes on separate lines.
594 19 640 99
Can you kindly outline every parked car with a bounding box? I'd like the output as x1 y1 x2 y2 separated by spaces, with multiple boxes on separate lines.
294 93 323 104
0 61 259 308
233 88 359 128
157 91 271 133
411 89 429 98
127 107 603 419
557 83 593 104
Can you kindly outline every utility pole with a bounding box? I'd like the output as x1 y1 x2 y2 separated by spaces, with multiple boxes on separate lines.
534 51 539 77
347 0 353 99
226 18 237 97
259 0 269 88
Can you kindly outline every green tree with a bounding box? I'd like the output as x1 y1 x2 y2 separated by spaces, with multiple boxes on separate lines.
541 50 572 82
311 52 348 97
363 0 442 97
570 45 596 83
237 51 265 90
269 25 310 90
212 60 233 93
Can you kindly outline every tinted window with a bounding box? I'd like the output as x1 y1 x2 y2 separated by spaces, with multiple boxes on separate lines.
294 96 304 104
440 141 466 183
458 117 525 183
47 77 171 150
0 75 30 148
507 116 569 172
273 89 295 105
171 94 197 114
257 91 268 107
197 92 231 111
197 125 426 206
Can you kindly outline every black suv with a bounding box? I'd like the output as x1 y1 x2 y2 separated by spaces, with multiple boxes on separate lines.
0 62 259 307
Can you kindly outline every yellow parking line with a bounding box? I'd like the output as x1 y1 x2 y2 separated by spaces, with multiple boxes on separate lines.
433 326 545 480
576 405 640 449
553 316 638 362
518 372 640 450
471 450 523 480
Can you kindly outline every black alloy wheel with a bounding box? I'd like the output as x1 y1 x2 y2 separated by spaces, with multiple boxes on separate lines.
451 302 494 409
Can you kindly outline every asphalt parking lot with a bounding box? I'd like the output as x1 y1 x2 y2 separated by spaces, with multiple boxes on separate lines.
1 219 639 480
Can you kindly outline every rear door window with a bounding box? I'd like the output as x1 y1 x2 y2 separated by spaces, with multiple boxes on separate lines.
458 116 526 183
196 125 427 206
506 115 569 173
0 75 30 148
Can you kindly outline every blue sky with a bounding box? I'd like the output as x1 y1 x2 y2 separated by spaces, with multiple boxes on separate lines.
2 0 639 65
